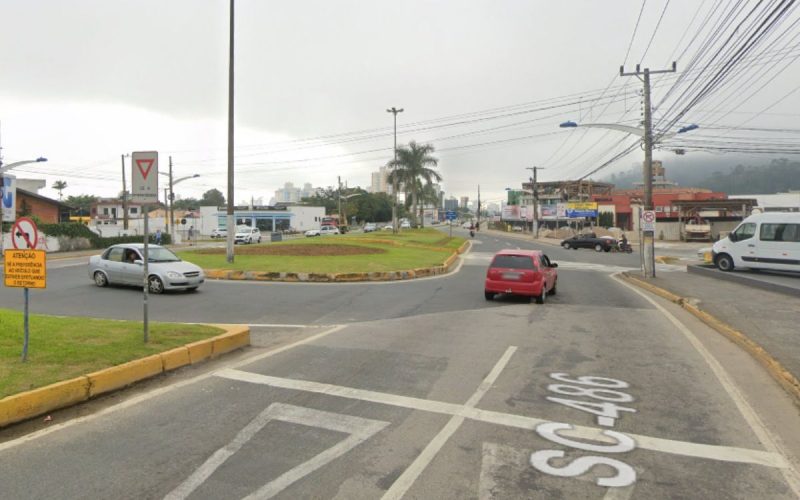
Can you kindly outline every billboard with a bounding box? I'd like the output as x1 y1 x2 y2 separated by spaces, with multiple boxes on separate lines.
566 202 598 218
1 175 16 222
506 190 524 206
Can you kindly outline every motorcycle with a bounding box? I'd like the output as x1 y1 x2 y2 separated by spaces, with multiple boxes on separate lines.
616 240 633 253
470 229 475 238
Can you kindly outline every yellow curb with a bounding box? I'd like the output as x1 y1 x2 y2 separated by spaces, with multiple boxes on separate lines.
87 354 164 398
160 347 191 371
0 377 90 429
0 324 250 429
620 273 800 408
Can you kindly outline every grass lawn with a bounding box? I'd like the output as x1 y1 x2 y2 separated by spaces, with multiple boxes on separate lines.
0 309 223 399
177 228 465 274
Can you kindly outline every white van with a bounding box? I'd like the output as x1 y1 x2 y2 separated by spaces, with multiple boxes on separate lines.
712 212 800 272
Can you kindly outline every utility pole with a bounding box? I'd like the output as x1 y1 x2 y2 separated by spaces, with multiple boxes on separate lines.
121 154 130 230
476 185 481 231
226 0 235 263
386 107 403 234
168 156 175 243
621 62 676 278
526 166 545 239
338 175 342 221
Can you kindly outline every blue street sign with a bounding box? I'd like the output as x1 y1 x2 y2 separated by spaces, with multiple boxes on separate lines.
446 211 457 221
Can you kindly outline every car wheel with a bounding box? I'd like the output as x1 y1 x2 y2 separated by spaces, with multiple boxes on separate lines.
550 279 557 296
94 271 109 287
148 275 165 294
715 253 735 272
536 286 547 304
484 291 495 301
562 242 571 249
595 244 603 252
258 237 262 243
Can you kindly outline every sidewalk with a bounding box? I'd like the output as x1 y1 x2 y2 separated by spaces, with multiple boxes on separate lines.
623 269 800 406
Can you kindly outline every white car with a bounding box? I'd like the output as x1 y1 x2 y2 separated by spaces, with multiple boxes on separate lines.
210 228 227 239
306 225 340 237
363 223 377 233
383 224 394 231
462 221 473 229
400 221 411 229
234 227 262 244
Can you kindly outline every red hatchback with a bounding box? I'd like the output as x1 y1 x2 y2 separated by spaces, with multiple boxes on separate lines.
484 249 558 304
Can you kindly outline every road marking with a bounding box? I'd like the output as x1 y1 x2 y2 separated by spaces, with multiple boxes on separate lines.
0 324 349 453
215 369 789 469
381 345 517 500
165 403 388 500
615 275 800 496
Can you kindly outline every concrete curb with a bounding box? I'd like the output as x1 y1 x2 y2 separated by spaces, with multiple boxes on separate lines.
203 243 469 283
687 264 800 298
0 324 250 429
619 272 800 408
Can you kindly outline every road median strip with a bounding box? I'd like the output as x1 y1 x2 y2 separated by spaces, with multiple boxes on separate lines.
619 272 800 408
0 324 250 428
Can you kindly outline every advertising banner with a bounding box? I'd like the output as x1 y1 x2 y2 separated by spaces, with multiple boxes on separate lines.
566 201 598 218
1 175 16 222
501 205 520 221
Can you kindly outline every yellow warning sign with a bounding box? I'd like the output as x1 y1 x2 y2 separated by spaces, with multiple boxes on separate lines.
3 249 47 288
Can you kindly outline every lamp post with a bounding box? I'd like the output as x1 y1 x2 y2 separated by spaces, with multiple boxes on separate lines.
559 119 697 277
159 164 199 243
339 192 361 231
386 107 403 234
1 157 47 256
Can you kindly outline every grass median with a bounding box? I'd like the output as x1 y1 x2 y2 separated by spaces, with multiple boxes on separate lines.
0 309 223 399
177 228 465 274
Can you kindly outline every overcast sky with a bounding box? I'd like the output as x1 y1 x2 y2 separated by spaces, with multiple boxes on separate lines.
2 0 799 205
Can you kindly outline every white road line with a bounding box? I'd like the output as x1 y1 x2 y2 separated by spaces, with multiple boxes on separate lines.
615 275 800 496
0 324 348 453
216 369 789 469
381 346 517 500
165 403 388 500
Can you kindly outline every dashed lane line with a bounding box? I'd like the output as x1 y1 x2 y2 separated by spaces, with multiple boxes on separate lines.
215 368 789 469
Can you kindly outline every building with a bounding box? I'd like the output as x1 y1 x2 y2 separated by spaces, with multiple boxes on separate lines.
731 192 800 212
199 204 326 235
370 167 392 194
444 197 459 212
460 196 469 209
91 198 147 222
273 182 317 203
14 189 72 223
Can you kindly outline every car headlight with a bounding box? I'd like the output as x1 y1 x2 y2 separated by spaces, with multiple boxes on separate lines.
166 271 182 279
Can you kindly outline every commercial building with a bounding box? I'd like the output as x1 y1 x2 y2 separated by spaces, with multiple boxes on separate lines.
14 189 72 224
198 205 325 235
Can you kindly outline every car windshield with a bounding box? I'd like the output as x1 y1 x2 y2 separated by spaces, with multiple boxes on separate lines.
146 247 181 262
491 255 535 269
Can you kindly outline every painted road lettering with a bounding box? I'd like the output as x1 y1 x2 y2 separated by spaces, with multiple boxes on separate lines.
530 373 638 488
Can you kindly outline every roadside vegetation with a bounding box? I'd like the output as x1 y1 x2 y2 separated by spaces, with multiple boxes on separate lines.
0 309 223 398
177 228 464 274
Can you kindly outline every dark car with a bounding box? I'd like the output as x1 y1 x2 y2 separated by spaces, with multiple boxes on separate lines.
484 249 558 304
560 233 616 252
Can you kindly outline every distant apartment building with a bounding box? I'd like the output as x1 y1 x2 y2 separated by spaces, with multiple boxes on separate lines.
444 197 459 212
370 166 392 194
274 182 316 204
460 196 469 209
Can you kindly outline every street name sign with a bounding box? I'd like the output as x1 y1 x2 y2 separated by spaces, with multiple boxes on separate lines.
131 151 159 203
4 249 46 288
446 210 457 221
11 217 39 249
642 210 656 232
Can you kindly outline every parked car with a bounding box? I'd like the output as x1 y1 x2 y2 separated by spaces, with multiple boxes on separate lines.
320 225 340 236
210 228 227 239
88 244 205 294
363 223 377 233
712 212 800 272
484 249 557 304
383 224 394 231
234 227 262 244
400 220 411 229
560 233 616 252
305 228 321 237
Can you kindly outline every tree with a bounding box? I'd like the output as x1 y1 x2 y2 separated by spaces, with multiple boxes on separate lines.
172 197 200 210
65 194 99 216
387 141 442 227
53 180 68 200
201 188 226 206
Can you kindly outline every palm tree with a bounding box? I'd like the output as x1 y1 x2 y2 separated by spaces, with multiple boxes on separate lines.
387 141 441 227
53 180 68 200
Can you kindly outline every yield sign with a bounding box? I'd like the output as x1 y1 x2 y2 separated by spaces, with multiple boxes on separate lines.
131 151 159 203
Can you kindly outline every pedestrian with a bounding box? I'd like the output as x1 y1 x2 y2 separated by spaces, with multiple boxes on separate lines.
188 225 194 245
155 229 162 245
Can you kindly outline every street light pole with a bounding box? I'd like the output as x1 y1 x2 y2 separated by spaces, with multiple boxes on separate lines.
386 107 403 234
226 0 236 263
526 166 545 239
169 156 174 242
121 154 130 230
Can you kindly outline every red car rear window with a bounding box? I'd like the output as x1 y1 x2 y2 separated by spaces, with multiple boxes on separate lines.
490 255 535 269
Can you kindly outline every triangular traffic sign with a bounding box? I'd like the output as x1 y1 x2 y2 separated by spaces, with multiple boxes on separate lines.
136 159 154 180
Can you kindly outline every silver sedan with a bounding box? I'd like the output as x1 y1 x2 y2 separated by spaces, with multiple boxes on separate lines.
88 244 205 293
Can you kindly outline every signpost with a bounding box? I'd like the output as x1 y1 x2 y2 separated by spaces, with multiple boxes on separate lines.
641 210 656 232
1 174 16 256
446 210 456 237
3 217 46 361
641 210 657 277
132 151 159 342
